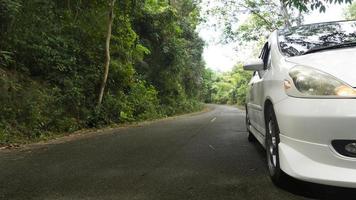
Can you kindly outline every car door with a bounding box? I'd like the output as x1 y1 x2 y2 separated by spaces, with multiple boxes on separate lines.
247 71 260 131
247 43 270 135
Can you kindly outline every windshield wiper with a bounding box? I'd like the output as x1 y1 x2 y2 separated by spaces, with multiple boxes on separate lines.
302 41 356 55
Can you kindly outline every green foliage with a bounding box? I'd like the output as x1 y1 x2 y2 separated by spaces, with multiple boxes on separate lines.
201 68 214 103
202 65 252 105
0 70 75 142
237 13 284 44
285 0 352 12
345 1 356 19
134 0 205 115
0 0 205 144
0 0 20 36
0 51 14 68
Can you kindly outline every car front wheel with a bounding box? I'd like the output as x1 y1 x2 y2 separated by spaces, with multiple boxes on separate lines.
265 106 286 185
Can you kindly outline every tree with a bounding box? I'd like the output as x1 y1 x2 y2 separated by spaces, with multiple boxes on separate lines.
98 0 116 106
285 0 352 13
204 0 352 45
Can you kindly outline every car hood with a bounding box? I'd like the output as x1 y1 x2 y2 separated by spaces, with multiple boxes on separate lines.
285 47 356 87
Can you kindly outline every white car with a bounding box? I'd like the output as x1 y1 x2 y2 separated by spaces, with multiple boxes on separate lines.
244 20 356 188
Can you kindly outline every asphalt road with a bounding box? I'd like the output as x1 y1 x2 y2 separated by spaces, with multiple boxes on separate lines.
1 105 356 200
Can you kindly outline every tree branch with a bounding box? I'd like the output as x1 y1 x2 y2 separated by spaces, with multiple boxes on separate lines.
239 3 276 31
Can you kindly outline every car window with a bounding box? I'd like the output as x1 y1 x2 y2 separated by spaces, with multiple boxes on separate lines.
259 43 269 67
258 43 270 77
266 52 272 69
278 20 356 57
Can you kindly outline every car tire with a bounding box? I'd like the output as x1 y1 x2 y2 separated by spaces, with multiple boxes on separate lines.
246 106 256 142
265 105 286 186
248 132 256 142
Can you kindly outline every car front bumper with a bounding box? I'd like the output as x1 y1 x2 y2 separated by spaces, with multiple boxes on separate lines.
274 97 356 188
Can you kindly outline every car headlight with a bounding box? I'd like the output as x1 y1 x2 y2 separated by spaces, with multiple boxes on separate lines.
284 66 356 98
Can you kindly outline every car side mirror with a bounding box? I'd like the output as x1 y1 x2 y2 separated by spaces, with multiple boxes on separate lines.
243 59 264 71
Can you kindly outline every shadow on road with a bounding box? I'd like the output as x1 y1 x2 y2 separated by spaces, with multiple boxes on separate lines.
279 174 356 200
250 140 356 200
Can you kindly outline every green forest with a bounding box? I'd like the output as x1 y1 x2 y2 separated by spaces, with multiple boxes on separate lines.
0 0 354 145
0 0 208 144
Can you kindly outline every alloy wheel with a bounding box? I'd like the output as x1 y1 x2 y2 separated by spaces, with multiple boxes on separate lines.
266 116 278 176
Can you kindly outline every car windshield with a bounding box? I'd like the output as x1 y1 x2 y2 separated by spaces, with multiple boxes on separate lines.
278 20 356 57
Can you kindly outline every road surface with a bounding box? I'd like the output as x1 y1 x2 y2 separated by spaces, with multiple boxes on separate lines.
1 105 356 200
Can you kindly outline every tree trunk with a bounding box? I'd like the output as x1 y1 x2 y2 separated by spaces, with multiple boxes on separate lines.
98 0 116 106
280 0 291 28
296 10 303 26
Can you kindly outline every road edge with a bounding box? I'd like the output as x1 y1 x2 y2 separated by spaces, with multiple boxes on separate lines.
0 105 214 152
